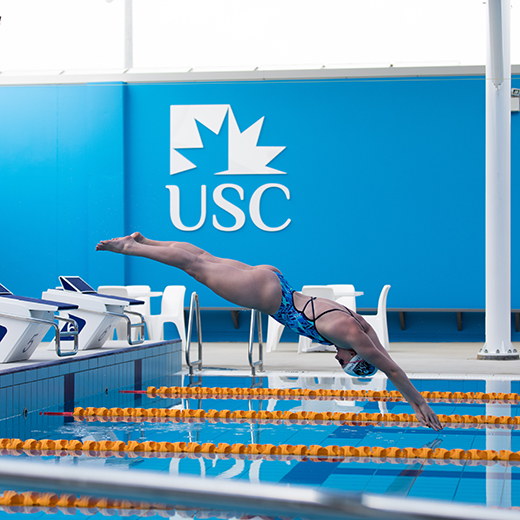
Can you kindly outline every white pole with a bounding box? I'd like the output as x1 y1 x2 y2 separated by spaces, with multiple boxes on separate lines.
478 0 518 360
485 380 512 507
124 0 133 70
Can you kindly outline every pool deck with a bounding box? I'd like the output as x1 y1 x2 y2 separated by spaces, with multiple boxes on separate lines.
198 341 520 380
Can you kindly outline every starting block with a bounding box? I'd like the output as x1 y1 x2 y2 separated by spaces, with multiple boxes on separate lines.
0 283 79 363
42 276 146 351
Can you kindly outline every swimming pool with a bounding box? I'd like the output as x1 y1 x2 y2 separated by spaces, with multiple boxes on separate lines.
0 373 519 518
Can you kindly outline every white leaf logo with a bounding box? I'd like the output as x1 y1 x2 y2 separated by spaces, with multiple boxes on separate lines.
170 104 285 175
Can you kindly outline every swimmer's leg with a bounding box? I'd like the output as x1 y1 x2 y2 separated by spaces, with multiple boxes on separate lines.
96 234 281 314
130 232 278 272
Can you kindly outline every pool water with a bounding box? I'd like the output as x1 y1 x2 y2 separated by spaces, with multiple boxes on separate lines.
1 374 519 518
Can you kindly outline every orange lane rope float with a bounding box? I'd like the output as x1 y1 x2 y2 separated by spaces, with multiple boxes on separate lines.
41 406 520 427
1 490 519 517
0 491 220 517
72 414 518 431
120 386 520 404
2 437 520 463
0 490 171 510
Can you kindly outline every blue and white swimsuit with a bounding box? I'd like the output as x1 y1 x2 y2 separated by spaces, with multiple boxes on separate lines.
270 271 362 346
270 272 378 377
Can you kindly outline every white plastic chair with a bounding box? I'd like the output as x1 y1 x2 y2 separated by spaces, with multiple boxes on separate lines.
359 285 391 351
97 286 129 341
328 284 357 311
125 285 151 314
266 316 285 353
125 285 151 320
147 285 186 348
298 285 336 354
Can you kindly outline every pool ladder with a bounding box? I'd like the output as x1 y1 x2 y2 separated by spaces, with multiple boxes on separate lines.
185 292 264 377
248 309 264 376
186 292 203 376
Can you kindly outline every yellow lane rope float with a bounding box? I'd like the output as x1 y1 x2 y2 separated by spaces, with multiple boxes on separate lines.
73 414 518 432
66 406 520 427
137 386 520 403
1 490 519 515
2 437 520 462
0 490 173 510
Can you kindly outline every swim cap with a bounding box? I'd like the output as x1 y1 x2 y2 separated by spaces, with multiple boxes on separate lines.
342 354 378 377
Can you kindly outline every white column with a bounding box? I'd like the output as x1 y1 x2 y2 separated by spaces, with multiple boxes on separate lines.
485 380 511 507
124 0 133 70
478 0 518 360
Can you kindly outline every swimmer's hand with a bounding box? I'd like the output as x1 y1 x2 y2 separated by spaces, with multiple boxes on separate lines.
410 401 444 431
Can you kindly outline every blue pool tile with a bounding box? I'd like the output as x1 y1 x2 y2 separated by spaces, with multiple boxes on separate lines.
12 371 25 385
0 373 13 388
283 430 332 446
1 387 12 418
454 478 488 505
79 360 90 372
28 381 38 411
10 385 20 417
383 461 427 484
323 472 373 492
37 380 44 410
329 424 377 441
256 458 301 483
57 362 70 375
47 365 61 378
38 367 49 381
365 472 417 495
407 476 459 501
279 459 341 486
24 369 38 383
54 377 63 405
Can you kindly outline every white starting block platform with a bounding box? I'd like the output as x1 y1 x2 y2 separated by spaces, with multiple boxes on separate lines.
0 283 80 363
42 276 146 352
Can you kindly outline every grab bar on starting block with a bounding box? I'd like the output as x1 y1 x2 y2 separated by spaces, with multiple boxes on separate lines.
55 315 80 356
78 308 146 345
120 310 146 345
186 292 202 376
248 309 264 377
0 312 79 357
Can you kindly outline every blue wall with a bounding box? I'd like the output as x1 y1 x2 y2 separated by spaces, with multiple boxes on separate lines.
1 73 519 341
1 82 125 295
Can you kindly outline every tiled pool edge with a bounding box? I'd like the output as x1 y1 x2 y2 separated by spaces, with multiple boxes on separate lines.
0 340 182 420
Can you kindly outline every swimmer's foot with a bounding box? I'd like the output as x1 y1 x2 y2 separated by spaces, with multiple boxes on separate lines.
96 235 140 255
130 232 147 244
130 231 169 247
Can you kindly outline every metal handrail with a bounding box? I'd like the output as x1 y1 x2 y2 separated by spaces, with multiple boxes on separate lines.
54 315 79 356
248 309 263 376
0 459 517 520
76 308 146 345
121 309 146 345
0 311 79 357
185 292 202 375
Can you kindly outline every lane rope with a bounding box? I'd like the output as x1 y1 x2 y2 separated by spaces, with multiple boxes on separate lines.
65 406 520 426
135 386 520 403
2 437 520 462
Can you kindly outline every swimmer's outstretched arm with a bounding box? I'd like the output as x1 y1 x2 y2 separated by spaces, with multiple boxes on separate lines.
333 330 442 431
369 351 442 431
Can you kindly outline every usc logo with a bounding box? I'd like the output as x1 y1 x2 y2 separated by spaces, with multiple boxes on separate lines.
169 104 289 233
167 183 291 232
